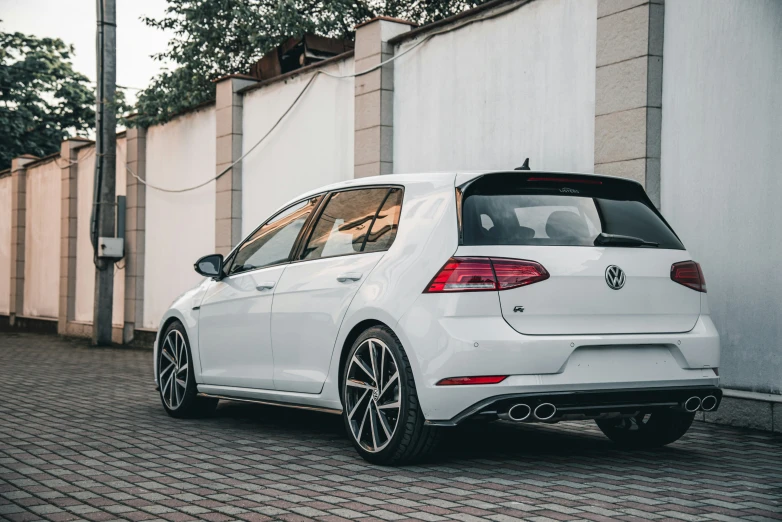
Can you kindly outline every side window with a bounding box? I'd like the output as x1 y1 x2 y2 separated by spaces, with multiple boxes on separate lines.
364 188 403 253
302 188 389 260
230 197 318 275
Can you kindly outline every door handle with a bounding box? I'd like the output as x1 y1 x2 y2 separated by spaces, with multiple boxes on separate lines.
336 272 362 283
256 282 275 291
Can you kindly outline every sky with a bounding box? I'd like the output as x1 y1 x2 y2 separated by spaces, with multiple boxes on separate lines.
1 0 174 104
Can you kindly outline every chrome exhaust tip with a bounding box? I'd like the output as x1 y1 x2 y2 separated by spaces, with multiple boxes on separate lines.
684 396 702 413
507 403 531 422
701 395 718 412
533 403 557 421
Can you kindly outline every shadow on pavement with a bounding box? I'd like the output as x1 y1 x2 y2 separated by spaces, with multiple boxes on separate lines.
197 399 700 466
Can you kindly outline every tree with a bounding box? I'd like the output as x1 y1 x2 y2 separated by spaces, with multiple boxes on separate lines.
135 0 489 127
0 29 95 170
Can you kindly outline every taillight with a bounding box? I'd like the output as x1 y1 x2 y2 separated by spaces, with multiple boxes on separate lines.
492 258 549 289
424 257 549 293
671 261 706 292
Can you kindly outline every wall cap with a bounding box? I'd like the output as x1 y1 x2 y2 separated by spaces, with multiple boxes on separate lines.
63 138 95 151
212 73 258 83
145 99 217 130
18 153 59 170
355 16 417 29
388 0 534 46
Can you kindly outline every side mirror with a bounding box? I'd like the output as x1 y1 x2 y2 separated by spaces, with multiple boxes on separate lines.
194 254 224 279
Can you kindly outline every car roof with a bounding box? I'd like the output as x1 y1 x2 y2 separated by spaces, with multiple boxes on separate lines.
282 172 457 206
281 169 643 209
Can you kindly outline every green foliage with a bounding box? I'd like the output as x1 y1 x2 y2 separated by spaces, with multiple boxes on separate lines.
135 0 489 127
0 29 95 169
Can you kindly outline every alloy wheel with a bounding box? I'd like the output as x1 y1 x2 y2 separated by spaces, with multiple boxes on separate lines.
159 329 189 410
344 338 401 453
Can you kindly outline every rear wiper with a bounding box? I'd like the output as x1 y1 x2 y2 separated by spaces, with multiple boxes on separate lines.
594 233 658 247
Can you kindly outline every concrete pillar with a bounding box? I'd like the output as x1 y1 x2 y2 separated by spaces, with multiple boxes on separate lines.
353 17 414 178
9 155 37 325
594 0 664 206
123 124 147 343
58 139 91 335
214 75 257 256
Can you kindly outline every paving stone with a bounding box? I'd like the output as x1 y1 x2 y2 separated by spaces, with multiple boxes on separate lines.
1 332 781 522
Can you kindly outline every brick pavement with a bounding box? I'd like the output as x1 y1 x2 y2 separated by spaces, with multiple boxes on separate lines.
1 332 780 522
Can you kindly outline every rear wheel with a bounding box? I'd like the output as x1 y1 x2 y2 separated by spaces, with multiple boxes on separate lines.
596 409 695 448
342 326 440 465
158 321 218 418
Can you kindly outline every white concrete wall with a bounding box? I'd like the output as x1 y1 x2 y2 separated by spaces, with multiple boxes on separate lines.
144 107 216 328
393 0 597 174
241 59 355 235
0 175 11 315
74 141 126 326
23 159 61 318
661 0 782 394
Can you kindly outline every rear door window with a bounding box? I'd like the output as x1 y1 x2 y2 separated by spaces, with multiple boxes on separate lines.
461 173 684 249
302 188 397 260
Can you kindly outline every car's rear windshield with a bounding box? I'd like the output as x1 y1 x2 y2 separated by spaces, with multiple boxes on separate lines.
460 173 684 249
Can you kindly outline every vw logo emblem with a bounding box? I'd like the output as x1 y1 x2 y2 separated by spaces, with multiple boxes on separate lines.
372 389 380 401
605 265 626 290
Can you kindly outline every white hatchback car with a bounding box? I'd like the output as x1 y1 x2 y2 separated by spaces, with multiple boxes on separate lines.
155 171 721 464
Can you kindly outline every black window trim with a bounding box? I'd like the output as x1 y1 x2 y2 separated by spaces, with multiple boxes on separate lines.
223 193 325 278
292 184 405 263
361 188 394 252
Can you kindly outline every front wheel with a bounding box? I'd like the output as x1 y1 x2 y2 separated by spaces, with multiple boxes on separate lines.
596 409 695 448
342 326 440 465
158 321 218 418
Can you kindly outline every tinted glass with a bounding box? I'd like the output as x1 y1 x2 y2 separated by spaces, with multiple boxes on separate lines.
230 198 318 274
364 189 403 253
196 255 222 276
462 173 683 249
302 188 389 260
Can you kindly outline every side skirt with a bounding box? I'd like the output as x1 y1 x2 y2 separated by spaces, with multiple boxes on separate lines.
197 392 342 415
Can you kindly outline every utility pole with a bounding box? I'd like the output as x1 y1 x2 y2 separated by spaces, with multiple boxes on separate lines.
92 0 117 345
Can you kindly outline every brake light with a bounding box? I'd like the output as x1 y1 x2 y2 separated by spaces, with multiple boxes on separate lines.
425 257 495 292
671 261 706 292
424 257 549 293
437 375 507 386
527 176 602 185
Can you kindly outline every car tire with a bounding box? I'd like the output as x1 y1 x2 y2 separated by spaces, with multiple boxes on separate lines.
342 326 440 465
158 321 218 419
595 409 695 448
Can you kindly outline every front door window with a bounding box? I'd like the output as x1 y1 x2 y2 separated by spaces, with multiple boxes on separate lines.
230 197 318 274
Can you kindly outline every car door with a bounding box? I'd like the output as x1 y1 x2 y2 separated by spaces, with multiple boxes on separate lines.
271 187 404 394
198 197 320 389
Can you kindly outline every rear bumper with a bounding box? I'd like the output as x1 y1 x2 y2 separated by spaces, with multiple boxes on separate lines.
397 295 720 421
426 385 723 426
